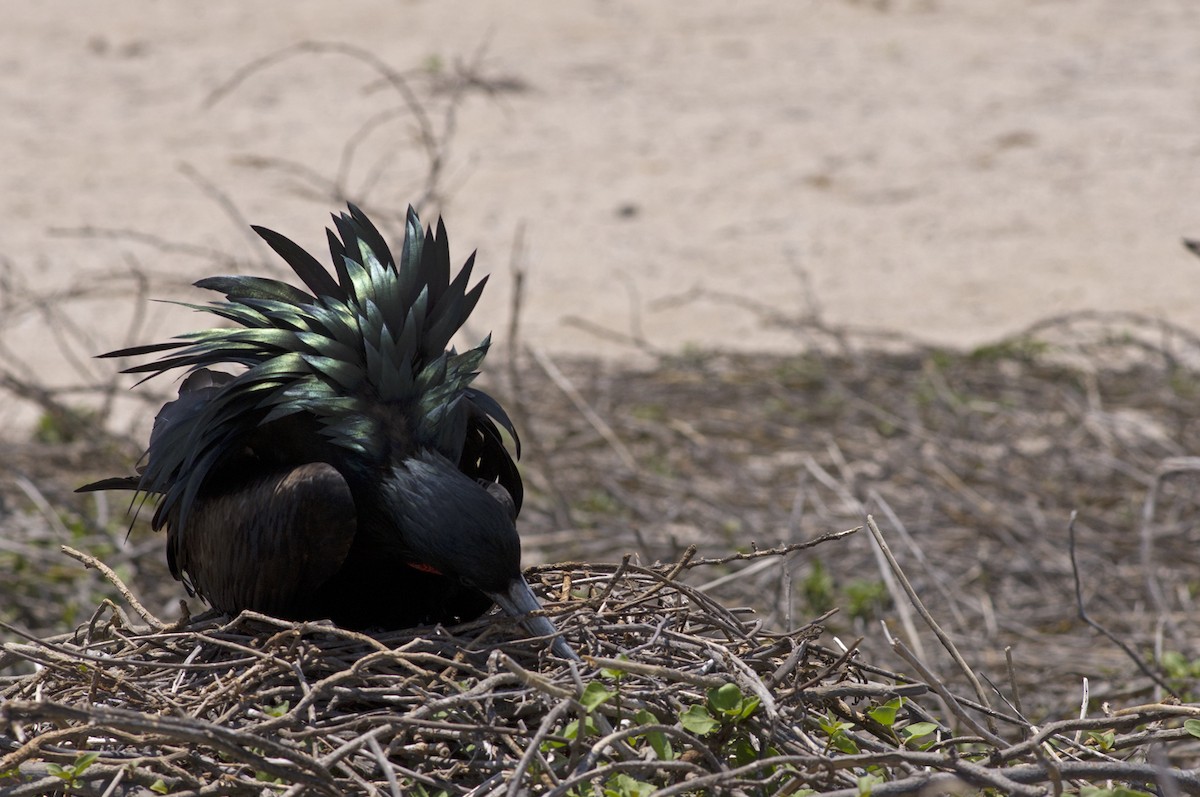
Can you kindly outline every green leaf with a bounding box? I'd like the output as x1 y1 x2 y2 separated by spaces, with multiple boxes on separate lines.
900 721 939 749
263 700 290 718
150 779 170 794
708 683 744 715
45 764 67 779
634 709 674 761
857 773 883 795
601 654 629 681
647 731 673 761
634 708 657 724
736 696 761 721
866 697 902 727
818 713 851 736
580 681 616 713
732 735 759 766
603 773 656 797
564 715 598 741
1185 719 1200 739
679 704 719 735
831 732 860 755
73 752 100 772
901 721 939 739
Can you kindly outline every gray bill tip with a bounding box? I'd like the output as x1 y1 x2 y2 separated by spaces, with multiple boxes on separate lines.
489 576 580 661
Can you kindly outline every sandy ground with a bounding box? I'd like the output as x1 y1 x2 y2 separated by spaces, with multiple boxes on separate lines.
3 0 1200 426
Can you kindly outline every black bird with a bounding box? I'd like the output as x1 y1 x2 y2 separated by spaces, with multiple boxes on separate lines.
81 204 574 658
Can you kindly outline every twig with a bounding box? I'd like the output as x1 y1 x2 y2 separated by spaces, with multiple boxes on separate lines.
61 545 168 630
883 631 1007 748
866 515 994 721
1067 510 1177 698
528 345 638 473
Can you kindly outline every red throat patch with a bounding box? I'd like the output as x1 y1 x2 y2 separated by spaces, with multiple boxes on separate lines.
406 561 443 576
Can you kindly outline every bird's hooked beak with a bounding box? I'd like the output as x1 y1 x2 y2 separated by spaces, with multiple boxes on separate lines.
488 576 579 660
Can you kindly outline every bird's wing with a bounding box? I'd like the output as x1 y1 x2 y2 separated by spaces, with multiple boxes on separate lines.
168 461 357 617
76 368 234 497
459 389 524 512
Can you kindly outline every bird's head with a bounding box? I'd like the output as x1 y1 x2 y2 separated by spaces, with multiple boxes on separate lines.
382 449 576 659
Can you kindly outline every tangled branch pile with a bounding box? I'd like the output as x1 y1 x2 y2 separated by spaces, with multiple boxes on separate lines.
4 538 1200 796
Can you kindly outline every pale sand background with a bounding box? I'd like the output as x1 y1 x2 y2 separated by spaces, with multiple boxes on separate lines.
3 1 1200 429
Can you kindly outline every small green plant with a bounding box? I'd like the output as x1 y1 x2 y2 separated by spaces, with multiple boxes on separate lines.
1084 729 1116 752
707 682 760 723
799 561 888 622
579 681 615 712
262 700 290 718
680 683 760 737
857 772 885 795
595 661 670 758
861 697 939 751
899 721 939 750
46 751 100 790
1160 651 1200 699
818 712 860 755
541 680 611 756
845 579 888 622
630 708 674 761
545 677 764 784
603 772 656 797
679 702 720 736
866 697 902 727
678 683 776 769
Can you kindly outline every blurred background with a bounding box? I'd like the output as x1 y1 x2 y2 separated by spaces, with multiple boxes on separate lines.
4 0 1200 716
3 0 1200 432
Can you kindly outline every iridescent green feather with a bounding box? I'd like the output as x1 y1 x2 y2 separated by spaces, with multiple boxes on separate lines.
103 204 515 530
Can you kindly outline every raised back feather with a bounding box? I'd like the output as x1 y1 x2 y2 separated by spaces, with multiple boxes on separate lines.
104 204 521 534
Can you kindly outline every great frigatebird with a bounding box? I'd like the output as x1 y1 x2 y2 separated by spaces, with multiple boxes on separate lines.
80 204 574 659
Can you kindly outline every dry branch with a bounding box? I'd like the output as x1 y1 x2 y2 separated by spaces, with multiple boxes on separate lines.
4 543 1200 795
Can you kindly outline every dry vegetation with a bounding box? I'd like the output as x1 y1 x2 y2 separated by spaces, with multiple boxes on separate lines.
5 311 1200 795
4 38 1200 797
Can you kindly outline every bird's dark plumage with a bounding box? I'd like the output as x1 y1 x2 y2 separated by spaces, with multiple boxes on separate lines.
82 205 572 656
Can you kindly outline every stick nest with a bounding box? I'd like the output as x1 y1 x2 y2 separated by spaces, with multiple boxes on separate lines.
4 543 1200 796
